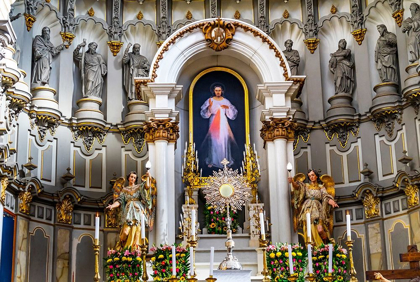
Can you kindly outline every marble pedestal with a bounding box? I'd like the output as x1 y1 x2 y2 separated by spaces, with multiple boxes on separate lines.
74 97 104 121
326 93 356 120
123 100 148 125
213 270 251 282
371 82 400 112
31 86 60 112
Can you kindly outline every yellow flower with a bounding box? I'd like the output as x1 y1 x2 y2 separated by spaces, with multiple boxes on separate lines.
292 252 296 257
151 257 156 261
297 252 302 256
341 254 347 259
181 253 186 257
122 257 127 261
158 255 164 259
180 277 186 281
285 252 289 257
114 257 120 261
269 253 275 259
136 257 142 261
125 280 130 282
318 255 324 259
128 257 133 262
176 253 180 257
276 252 282 257
207 206 212 210
210 223 216 228
312 257 317 261
107 259 112 263
154 277 161 281
336 254 341 257
116 280 121 282
275 276 280 280
169 254 173 258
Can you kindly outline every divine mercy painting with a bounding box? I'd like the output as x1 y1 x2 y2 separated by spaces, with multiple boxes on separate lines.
191 67 249 177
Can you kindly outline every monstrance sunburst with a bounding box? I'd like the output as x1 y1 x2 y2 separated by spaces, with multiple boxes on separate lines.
202 158 252 270
202 158 251 213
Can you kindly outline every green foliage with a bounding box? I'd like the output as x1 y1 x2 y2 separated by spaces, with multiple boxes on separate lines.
312 244 350 281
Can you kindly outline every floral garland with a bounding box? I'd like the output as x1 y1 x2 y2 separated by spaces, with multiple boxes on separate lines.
266 243 307 282
204 204 239 234
150 244 190 281
103 247 143 282
312 244 349 281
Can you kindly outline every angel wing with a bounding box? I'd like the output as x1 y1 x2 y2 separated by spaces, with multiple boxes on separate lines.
113 177 125 200
320 174 335 235
292 173 306 232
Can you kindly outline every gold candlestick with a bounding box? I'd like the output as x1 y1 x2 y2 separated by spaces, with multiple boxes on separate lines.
305 272 316 281
169 275 178 282
287 273 298 281
187 277 198 282
93 238 100 282
141 238 149 282
206 275 217 282
259 234 271 282
323 273 335 281
346 240 358 282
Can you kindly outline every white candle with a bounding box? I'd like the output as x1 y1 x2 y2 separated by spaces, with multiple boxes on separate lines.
306 212 311 242
141 212 145 239
200 168 202 177
172 246 176 276
210 247 214 276
253 143 256 152
191 209 196 236
308 244 313 274
288 245 294 274
259 212 265 235
346 210 351 241
95 213 100 240
186 195 189 205
190 247 194 276
328 244 333 273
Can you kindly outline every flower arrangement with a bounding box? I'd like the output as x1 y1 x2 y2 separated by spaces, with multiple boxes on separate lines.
312 244 349 281
103 247 143 282
266 243 307 282
150 244 190 281
204 204 239 234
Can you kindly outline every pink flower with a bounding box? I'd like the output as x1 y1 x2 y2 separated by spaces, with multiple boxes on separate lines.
222 217 225 220
342 261 346 265
110 274 113 277
150 246 157 252
316 270 320 274
271 261 274 265
216 211 219 214
162 269 166 273
176 268 180 273
109 265 113 269
154 270 158 275
129 273 133 276
210 211 213 214
135 273 138 276
124 250 130 256
107 250 112 256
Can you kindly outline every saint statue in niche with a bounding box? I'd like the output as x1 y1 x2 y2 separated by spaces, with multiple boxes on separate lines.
200 83 238 168
106 171 156 250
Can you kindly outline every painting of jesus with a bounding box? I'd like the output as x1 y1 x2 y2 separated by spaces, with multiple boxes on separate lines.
191 67 248 177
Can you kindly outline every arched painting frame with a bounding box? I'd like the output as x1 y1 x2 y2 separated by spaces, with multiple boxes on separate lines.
189 67 250 177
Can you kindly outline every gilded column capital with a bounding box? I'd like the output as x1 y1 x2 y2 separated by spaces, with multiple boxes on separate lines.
56 195 74 224
362 190 380 219
143 118 179 143
260 118 297 142
18 186 32 215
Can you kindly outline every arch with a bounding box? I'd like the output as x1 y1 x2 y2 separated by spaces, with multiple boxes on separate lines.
136 18 305 88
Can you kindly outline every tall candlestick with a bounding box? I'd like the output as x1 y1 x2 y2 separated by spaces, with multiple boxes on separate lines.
191 209 196 236
259 212 265 235
346 210 351 241
210 247 214 276
306 212 311 242
186 195 189 206
308 244 313 274
288 245 294 274
172 246 176 276
141 212 145 239
95 213 100 240
190 247 194 276
328 244 333 273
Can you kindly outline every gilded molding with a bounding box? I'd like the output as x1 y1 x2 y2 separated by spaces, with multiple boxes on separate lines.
143 118 179 143
260 118 297 143
120 127 146 154
362 190 380 219
0 176 8 205
107 41 124 56
371 108 402 138
303 38 320 54
71 125 108 152
29 113 61 142
324 121 359 148
56 195 74 224
18 186 32 215
24 13 36 32
60 32 75 49
294 125 311 150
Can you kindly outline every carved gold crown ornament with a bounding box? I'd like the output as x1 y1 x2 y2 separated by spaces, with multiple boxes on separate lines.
18 186 33 215
362 190 380 219
403 179 419 209
351 28 367 45
107 41 124 56
202 18 236 52
23 13 36 32
392 9 404 28
56 195 74 224
303 38 320 54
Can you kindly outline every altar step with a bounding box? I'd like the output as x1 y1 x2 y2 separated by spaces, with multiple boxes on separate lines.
197 233 252 248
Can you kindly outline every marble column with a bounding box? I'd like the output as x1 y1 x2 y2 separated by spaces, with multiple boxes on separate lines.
261 118 296 243
144 119 179 246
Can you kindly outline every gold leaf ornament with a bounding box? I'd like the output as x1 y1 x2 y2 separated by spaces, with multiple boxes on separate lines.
137 10 144 20
88 7 95 17
330 5 337 14
283 10 289 19
186 10 192 20
234 10 241 19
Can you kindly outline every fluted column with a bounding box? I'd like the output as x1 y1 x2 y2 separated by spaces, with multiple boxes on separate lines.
261 118 296 243
144 119 179 245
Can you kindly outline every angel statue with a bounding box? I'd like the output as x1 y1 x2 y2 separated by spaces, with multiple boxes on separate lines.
288 169 339 246
106 170 156 250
